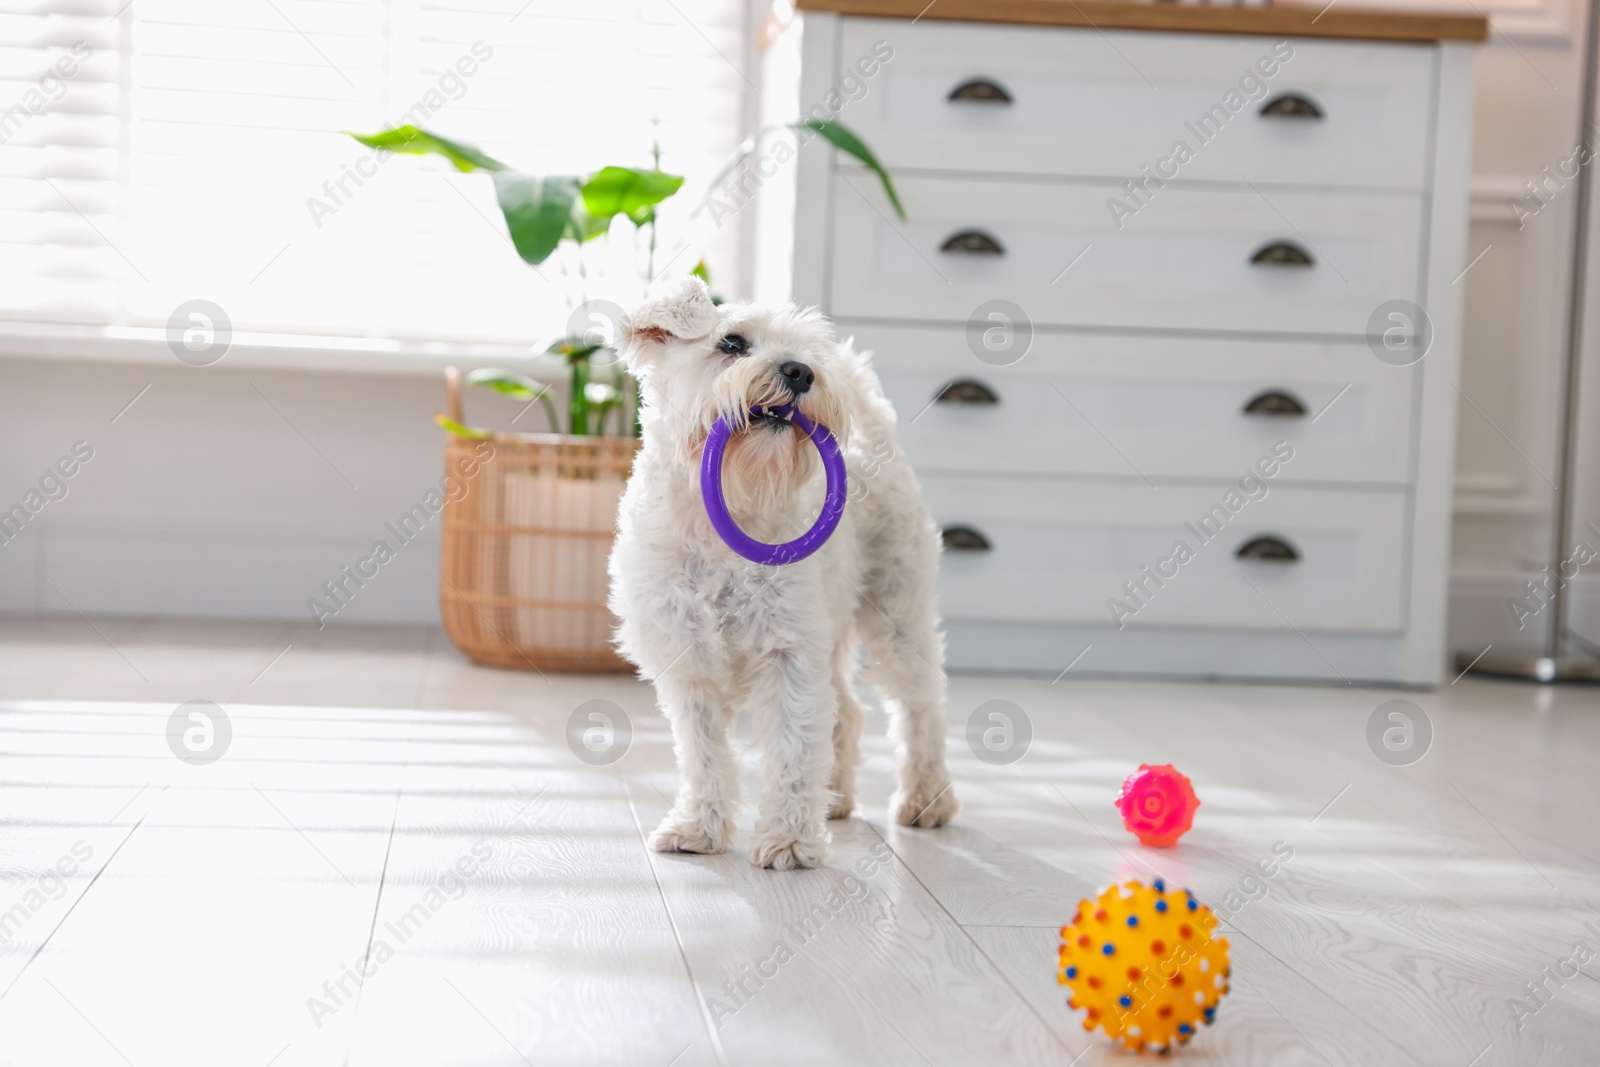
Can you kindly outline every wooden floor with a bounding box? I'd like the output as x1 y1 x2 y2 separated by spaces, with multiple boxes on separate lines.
2 617 1599 1066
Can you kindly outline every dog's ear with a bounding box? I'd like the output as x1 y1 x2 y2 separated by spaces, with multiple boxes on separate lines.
618 277 720 374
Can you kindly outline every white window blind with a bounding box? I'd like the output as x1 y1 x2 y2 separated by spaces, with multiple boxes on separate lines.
0 0 750 345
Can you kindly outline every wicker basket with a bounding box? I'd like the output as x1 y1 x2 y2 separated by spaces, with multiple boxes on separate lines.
438 366 641 672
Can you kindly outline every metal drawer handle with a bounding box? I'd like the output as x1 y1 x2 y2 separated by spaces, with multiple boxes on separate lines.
1242 390 1307 416
936 379 1000 405
940 230 1005 256
949 78 1012 103
1250 241 1314 268
1260 93 1324 120
1236 535 1300 563
941 525 992 552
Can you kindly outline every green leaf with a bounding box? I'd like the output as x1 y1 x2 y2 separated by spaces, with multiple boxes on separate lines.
584 381 620 406
465 368 548 401
492 172 581 265
690 259 724 306
435 413 494 439
581 166 685 225
347 126 505 172
566 203 614 243
585 381 624 435
345 131 687 264
468 369 560 431
792 120 904 219
544 336 608 362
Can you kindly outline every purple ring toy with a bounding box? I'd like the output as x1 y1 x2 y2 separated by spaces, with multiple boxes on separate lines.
700 404 847 565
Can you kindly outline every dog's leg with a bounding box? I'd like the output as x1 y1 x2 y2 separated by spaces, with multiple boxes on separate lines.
649 673 739 855
747 648 836 869
827 638 865 820
863 621 959 829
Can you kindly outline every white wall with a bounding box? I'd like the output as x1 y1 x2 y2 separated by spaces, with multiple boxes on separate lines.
0 345 559 627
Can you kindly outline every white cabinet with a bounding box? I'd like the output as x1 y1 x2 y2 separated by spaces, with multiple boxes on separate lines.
762 6 1481 684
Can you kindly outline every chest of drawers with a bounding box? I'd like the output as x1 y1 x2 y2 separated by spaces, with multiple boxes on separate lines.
758 0 1484 685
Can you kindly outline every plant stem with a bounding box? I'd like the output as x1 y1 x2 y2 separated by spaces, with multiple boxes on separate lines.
648 127 661 283
647 217 657 284
576 240 588 308
535 385 560 433
570 357 590 436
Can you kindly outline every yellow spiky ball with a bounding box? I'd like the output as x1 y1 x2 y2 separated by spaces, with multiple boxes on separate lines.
1057 879 1230 1054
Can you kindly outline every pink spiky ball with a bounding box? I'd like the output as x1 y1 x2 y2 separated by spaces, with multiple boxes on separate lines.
1116 764 1200 847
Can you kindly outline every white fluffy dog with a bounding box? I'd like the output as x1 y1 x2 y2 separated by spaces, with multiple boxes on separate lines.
608 278 959 870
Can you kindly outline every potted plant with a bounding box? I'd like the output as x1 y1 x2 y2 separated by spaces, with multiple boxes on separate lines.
351 121 901 671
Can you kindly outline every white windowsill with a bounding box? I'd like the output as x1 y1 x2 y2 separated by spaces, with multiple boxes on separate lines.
0 321 565 378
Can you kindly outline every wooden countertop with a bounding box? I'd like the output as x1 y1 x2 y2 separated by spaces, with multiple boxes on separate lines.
794 0 1489 43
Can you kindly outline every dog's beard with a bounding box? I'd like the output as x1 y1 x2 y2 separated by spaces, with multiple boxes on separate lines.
720 426 824 540
691 357 848 543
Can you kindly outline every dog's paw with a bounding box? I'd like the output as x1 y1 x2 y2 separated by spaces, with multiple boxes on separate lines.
749 830 827 870
893 779 959 829
649 811 730 855
826 792 856 820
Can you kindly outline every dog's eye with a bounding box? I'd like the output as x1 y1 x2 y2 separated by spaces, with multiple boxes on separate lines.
717 333 750 356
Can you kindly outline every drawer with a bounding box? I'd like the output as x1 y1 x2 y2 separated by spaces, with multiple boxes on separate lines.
838 19 1433 189
853 326 1416 484
829 174 1423 336
923 476 1407 633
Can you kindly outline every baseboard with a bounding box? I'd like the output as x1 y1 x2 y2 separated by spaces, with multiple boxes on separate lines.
944 620 1421 686
1447 568 1600 656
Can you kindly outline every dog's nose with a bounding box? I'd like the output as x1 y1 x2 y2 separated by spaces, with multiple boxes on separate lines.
778 360 814 395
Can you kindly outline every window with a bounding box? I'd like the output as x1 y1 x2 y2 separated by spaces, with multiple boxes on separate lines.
0 0 752 346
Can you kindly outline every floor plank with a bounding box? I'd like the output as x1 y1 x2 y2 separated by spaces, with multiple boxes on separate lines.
344 733 713 1066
